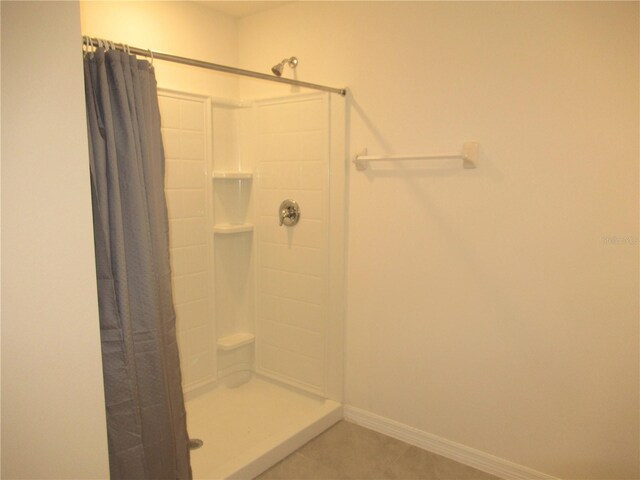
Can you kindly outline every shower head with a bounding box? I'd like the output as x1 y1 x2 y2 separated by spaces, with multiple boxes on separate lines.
271 56 298 77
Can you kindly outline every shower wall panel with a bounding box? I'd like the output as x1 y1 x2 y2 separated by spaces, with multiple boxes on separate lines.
159 91 216 391
254 94 330 395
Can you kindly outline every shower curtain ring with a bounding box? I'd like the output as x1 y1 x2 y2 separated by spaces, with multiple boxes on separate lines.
88 37 95 58
148 49 154 66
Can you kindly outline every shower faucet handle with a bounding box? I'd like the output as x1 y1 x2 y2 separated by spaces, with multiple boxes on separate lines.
279 199 300 227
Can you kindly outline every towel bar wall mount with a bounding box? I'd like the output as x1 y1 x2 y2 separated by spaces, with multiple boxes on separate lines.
353 142 479 171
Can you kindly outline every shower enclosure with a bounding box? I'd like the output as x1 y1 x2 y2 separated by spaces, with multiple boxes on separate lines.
158 88 346 478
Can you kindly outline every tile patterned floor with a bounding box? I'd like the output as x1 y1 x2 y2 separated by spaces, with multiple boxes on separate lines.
256 421 502 480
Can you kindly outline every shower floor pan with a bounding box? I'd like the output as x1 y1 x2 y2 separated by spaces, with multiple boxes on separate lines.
185 374 342 479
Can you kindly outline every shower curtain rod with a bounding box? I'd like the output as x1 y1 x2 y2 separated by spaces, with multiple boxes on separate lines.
84 37 347 97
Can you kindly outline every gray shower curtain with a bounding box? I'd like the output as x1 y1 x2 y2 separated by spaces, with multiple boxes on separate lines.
84 48 191 479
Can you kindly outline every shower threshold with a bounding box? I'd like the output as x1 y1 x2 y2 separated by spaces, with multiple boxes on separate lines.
185 374 342 479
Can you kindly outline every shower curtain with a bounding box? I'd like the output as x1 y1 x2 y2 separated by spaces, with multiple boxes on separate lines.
84 48 191 479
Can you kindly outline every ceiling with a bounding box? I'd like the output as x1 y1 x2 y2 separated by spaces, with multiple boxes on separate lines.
195 1 290 18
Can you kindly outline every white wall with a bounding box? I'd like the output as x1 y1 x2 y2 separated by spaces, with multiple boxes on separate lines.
1 1 110 478
238 3 640 479
253 95 331 395
159 92 217 392
80 1 238 98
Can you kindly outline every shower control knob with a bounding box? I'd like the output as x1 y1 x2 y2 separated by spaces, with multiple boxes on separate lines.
279 199 300 227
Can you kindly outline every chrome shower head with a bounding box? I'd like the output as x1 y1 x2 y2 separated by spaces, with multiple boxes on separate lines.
271 62 285 77
271 56 298 77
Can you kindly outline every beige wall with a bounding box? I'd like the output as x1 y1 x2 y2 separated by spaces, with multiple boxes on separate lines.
1 1 110 478
80 1 239 98
238 2 639 479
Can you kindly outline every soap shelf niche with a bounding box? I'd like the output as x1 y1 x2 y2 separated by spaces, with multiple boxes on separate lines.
213 172 252 227
213 171 253 180
217 332 255 351
211 101 256 382
213 224 254 234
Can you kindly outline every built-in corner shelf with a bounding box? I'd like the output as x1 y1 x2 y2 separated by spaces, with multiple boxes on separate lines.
213 171 253 180
213 224 254 234
217 332 255 351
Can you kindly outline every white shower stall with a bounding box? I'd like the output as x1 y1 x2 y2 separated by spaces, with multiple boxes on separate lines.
159 88 346 478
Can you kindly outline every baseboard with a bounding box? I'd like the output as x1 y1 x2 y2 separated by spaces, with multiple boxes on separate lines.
343 406 558 480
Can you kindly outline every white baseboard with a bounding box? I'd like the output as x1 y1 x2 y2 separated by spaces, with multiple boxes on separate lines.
343 406 558 480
